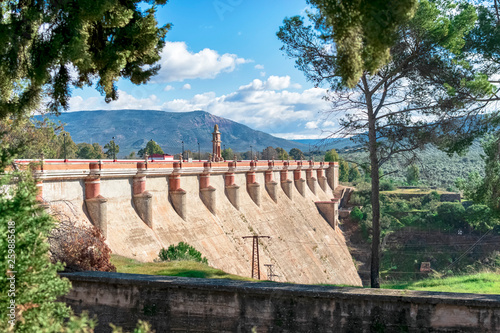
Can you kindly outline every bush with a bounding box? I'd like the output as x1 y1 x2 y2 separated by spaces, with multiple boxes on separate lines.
350 207 364 221
159 242 208 264
436 202 467 230
465 205 499 233
422 191 441 206
379 180 395 191
49 213 116 272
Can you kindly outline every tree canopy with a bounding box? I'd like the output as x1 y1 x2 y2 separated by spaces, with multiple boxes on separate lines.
262 146 277 160
324 149 340 162
289 148 305 160
0 0 170 120
276 147 289 160
104 139 119 159
221 147 234 160
290 0 419 88
76 142 106 159
138 139 164 158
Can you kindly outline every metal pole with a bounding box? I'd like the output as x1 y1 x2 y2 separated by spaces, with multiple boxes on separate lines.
63 133 67 162
181 141 184 161
112 136 116 161
198 142 201 162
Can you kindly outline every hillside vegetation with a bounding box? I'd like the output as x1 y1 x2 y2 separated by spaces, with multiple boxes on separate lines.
337 141 485 189
343 180 500 285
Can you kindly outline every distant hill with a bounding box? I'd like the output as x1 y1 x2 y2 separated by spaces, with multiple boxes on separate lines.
292 138 357 150
36 110 308 156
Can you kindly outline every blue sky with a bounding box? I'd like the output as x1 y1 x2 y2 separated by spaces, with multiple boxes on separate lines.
69 0 336 139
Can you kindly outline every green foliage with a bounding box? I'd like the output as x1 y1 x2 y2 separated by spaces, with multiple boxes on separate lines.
76 142 106 159
221 148 234 160
464 204 499 233
422 191 441 206
138 140 164 158
0 0 170 119
457 135 500 214
436 202 466 229
350 207 364 222
324 149 340 162
104 140 120 159
406 164 420 185
158 242 208 264
0 171 95 332
296 0 418 88
338 159 349 182
379 180 395 191
289 148 304 160
275 147 289 160
348 164 361 182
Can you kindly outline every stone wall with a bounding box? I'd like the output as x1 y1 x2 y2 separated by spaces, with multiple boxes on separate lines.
62 271 500 333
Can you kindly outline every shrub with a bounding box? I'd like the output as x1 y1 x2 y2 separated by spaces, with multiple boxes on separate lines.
49 213 116 272
159 242 208 264
436 202 467 230
422 191 441 206
350 207 364 221
465 205 499 233
379 180 395 191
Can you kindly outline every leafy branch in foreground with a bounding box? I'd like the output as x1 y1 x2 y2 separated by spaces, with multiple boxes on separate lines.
0 0 170 119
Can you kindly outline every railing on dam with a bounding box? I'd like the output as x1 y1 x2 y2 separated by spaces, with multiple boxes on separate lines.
13 158 338 177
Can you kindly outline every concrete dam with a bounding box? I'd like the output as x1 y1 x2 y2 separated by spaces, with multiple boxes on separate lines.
28 158 361 286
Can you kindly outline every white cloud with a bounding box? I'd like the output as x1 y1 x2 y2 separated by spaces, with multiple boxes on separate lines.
266 75 291 90
163 85 175 91
152 41 250 82
69 90 162 111
182 83 191 90
305 121 319 129
254 64 265 70
238 76 295 91
260 71 266 77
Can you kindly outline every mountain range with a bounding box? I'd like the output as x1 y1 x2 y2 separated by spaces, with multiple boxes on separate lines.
37 110 309 156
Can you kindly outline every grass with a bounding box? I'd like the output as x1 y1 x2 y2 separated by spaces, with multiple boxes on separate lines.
111 255 255 281
380 188 447 195
382 272 500 294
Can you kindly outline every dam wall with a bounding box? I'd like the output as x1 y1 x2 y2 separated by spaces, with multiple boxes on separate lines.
24 158 360 285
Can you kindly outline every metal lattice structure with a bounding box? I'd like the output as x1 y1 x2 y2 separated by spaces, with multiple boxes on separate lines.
242 235 270 279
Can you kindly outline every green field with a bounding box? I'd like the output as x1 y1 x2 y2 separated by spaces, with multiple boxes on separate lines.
382 272 500 294
111 255 255 281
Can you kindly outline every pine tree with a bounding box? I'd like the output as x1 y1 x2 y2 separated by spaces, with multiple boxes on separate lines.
0 170 95 332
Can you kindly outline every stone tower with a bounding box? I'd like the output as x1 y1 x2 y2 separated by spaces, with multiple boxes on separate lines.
212 124 222 162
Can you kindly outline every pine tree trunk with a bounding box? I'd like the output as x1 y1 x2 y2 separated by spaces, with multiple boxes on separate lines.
365 75 381 289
